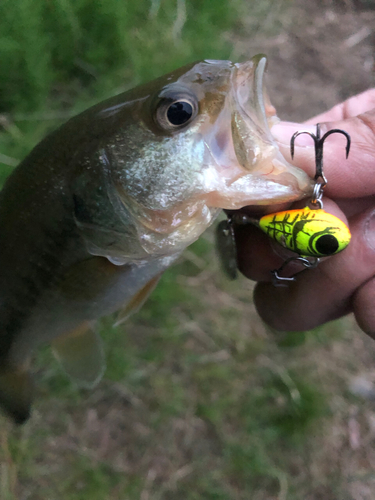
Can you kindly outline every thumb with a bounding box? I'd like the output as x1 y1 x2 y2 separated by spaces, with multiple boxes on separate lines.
271 109 375 199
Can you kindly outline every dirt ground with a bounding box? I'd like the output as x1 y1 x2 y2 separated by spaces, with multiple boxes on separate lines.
234 0 375 121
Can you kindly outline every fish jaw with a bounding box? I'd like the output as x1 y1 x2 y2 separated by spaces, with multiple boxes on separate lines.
200 56 314 209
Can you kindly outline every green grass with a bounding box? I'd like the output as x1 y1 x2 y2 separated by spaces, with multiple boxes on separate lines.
3 242 336 499
0 1 369 499
0 0 244 172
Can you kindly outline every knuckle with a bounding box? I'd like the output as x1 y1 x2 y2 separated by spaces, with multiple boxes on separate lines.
357 110 375 140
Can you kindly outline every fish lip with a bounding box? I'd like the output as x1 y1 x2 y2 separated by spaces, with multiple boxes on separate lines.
232 55 274 141
229 56 279 177
252 55 276 140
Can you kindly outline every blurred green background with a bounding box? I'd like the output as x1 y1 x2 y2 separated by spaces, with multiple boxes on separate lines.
1 1 375 499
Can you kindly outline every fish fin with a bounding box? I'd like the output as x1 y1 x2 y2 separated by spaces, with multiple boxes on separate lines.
115 274 161 326
0 365 33 424
51 322 105 389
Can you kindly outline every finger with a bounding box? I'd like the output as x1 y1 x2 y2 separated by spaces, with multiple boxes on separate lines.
235 198 348 283
235 223 282 282
336 195 374 219
353 277 375 340
271 109 375 199
353 209 375 338
304 88 375 124
253 207 375 332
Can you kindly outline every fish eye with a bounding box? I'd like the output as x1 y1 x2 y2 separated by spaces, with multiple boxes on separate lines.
315 234 339 255
155 91 198 131
167 101 194 126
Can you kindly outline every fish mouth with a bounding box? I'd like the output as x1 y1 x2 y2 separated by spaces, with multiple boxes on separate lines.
202 55 313 209
233 55 277 147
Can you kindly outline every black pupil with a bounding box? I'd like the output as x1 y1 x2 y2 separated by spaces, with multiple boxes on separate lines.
315 234 339 255
167 101 193 126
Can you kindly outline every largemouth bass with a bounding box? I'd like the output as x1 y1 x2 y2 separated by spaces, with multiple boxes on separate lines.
0 56 313 423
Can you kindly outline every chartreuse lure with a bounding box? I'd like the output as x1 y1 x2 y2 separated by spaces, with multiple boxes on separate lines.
258 206 351 258
262 124 351 283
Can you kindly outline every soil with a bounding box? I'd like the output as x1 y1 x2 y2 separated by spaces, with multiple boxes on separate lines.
234 0 375 121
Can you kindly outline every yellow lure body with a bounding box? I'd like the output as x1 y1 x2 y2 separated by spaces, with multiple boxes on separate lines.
259 207 351 257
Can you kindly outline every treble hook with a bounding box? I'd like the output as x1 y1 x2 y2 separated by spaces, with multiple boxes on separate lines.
290 123 351 188
271 256 320 287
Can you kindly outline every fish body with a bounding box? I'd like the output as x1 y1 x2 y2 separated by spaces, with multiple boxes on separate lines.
0 57 313 422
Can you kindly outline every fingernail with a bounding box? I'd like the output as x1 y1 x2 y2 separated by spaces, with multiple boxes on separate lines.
365 210 375 251
271 122 318 147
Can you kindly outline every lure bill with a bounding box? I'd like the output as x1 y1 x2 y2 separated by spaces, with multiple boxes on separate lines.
258 207 351 258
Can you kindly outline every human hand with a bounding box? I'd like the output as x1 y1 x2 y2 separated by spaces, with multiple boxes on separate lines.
234 89 375 337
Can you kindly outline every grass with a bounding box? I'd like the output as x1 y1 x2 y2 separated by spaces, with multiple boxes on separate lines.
0 236 354 499
0 0 374 499
0 0 244 185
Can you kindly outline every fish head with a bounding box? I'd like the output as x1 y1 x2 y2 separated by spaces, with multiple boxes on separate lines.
90 57 314 257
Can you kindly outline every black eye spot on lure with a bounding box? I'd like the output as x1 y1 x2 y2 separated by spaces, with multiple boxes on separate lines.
315 233 339 255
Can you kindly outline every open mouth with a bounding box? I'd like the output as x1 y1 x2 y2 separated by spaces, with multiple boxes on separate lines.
202 55 314 209
230 55 280 173
233 55 276 141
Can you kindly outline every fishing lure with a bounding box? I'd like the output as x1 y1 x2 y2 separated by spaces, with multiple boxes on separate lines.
266 124 351 283
218 124 352 284
258 206 351 258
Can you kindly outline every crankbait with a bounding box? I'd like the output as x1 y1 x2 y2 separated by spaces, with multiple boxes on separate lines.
218 124 352 284
258 206 351 258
